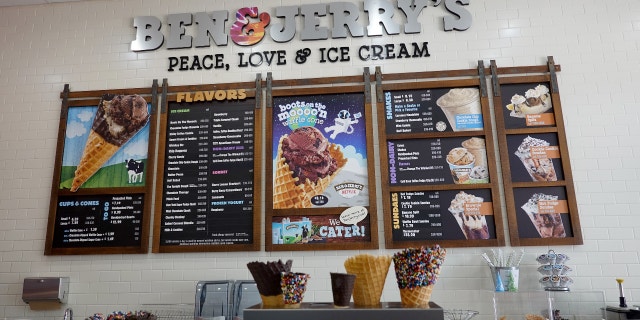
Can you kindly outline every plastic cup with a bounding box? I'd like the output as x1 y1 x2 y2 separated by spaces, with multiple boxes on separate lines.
436 88 482 131
491 267 519 292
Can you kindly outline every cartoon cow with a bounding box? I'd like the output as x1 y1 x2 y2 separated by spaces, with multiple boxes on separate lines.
125 159 144 184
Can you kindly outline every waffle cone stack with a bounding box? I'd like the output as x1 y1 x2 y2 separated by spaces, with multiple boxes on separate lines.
399 285 433 307
273 135 347 209
343 254 391 306
247 259 293 307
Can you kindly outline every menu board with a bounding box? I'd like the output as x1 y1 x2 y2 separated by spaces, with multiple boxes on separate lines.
265 77 378 251
491 57 582 246
153 83 261 252
45 84 158 255
52 194 144 248
384 88 484 134
387 137 490 186
390 189 496 241
377 70 505 249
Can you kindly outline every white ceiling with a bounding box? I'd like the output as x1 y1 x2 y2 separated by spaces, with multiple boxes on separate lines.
0 0 94 7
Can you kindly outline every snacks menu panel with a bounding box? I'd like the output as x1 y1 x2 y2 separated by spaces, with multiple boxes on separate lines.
152 81 262 252
377 66 506 249
265 72 378 251
45 83 159 255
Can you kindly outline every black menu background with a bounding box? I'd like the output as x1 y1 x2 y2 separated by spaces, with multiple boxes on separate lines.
384 87 482 134
387 137 488 186
390 189 496 241
506 133 564 182
159 99 256 246
513 186 573 239
52 194 144 248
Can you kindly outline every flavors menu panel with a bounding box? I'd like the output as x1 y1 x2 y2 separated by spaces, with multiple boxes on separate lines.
159 99 256 246
390 189 495 241
52 194 144 248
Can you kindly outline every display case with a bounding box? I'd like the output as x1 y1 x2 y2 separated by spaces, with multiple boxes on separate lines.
493 291 605 320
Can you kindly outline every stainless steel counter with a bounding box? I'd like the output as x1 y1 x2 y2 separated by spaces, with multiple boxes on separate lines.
243 301 444 320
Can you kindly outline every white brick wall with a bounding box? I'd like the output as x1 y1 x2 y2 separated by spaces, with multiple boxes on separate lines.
1 0 640 318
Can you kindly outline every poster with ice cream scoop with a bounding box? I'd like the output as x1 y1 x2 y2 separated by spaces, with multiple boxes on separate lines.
59 94 151 191
501 83 556 129
384 87 483 133
271 93 369 208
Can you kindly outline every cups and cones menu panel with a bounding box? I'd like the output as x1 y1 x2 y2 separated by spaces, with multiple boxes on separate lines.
378 73 505 248
153 86 261 252
46 85 158 255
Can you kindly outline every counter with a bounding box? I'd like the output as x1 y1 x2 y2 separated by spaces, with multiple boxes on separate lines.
243 301 444 320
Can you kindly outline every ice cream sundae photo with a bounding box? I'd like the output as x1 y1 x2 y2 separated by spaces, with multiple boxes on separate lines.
448 191 490 240
506 84 552 118
514 136 558 182
521 193 566 238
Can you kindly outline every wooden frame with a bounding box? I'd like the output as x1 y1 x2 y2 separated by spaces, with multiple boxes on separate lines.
152 77 262 252
45 82 159 255
377 64 506 249
265 70 379 251
491 57 583 246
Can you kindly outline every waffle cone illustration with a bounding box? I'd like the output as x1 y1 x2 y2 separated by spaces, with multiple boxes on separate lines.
399 285 433 308
70 94 149 192
273 127 347 209
343 254 391 306
247 259 293 307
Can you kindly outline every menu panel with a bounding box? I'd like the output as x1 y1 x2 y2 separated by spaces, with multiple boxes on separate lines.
159 99 256 247
52 194 144 248
390 189 496 241
491 58 583 246
387 137 489 186
265 80 378 251
513 187 572 239
384 87 484 133
377 70 505 249
499 82 556 129
46 85 158 255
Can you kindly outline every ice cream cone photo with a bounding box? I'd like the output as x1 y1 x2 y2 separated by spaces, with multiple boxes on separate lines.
61 94 151 191
273 126 347 209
